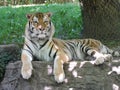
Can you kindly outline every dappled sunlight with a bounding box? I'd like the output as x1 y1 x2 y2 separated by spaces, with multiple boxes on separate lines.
69 88 74 90
108 71 112 75
58 73 65 82
108 66 120 75
72 70 82 78
47 65 53 75
113 84 119 90
11 4 44 8
68 61 77 71
64 78 68 83
112 66 120 74
79 61 95 68
72 70 78 77
79 61 87 68
11 3 63 8
112 60 120 63
44 86 52 90
89 61 96 64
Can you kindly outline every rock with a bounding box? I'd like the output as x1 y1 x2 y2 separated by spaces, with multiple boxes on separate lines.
0 44 20 62
0 44 20 81
0 60 120 90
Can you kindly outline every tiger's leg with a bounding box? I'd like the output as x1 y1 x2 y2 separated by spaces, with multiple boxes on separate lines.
53 53 69 83
21 50 33 79
87 50 112 65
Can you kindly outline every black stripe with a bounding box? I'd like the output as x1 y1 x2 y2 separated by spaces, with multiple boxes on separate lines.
81 45 85 53
26 37 38 50
48 21 51 31
28 21 34 33
49 44 54 57
29 28 33 33
81 39 90 53
77 42 79 47
30 39 38 48
39 40 49 49
49 41 52 46
49 21 51 26
22 49 33 56
64 44 71 53
68 41 76 46
63 44 75 59
66 42 77 59
53 50 58 59
29 21 30 27
85 47 91 53
84 40 90 53
91 51 95 56
80 40 85 50
25 43 33 53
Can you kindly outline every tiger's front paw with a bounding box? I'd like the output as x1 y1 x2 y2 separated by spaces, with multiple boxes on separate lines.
94 57 105 65
104 54 113 61
54 72 65 83
21 64 33 79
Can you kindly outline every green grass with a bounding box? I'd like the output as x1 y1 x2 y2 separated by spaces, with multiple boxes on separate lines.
0 3 82 45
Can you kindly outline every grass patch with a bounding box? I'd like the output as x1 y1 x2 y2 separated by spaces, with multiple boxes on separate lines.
0 3 82 45
1 3 119 47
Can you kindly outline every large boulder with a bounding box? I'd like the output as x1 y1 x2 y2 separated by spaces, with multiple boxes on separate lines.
0 44 20 81
0 44 20 62
0 59 120 90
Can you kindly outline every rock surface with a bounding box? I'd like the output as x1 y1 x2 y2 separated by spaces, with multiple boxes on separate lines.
0 59 120 90
0 44 20 80
0 44 20 61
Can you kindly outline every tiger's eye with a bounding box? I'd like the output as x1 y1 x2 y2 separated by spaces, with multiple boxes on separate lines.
44 21 49 25
33 21 38 24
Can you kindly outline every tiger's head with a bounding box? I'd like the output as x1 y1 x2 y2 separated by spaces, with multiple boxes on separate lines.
25 12 55 41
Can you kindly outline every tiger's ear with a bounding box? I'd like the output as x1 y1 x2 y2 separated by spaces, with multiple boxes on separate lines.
46 12 52 17
26 14 32 19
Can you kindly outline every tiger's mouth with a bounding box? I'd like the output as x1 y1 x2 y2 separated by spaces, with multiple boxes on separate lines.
29 26 51 41
38 34 48 40
30 32 49 41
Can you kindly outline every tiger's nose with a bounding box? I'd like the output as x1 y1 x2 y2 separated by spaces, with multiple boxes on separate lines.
37 25 44 31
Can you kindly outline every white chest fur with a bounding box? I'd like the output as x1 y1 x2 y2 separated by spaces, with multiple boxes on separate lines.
33 45 53 61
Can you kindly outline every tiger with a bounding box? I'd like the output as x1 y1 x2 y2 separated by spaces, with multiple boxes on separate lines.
21 12 119 83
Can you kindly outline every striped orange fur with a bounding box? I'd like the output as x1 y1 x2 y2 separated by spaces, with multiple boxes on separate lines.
21 12 119 83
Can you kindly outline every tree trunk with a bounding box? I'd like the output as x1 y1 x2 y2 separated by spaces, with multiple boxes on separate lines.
48 0 73 3
33 0 45 4
4 0 7 6
80 0 120 41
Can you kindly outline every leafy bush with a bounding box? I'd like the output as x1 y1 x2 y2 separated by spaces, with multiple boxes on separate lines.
0 3 82 45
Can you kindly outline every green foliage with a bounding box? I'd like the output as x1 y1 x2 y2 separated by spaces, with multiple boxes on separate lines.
0 3 82 45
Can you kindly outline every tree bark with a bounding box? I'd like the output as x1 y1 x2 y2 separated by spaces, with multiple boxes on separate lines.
80 0 120 41
33 0 45 4
3 0 7 6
